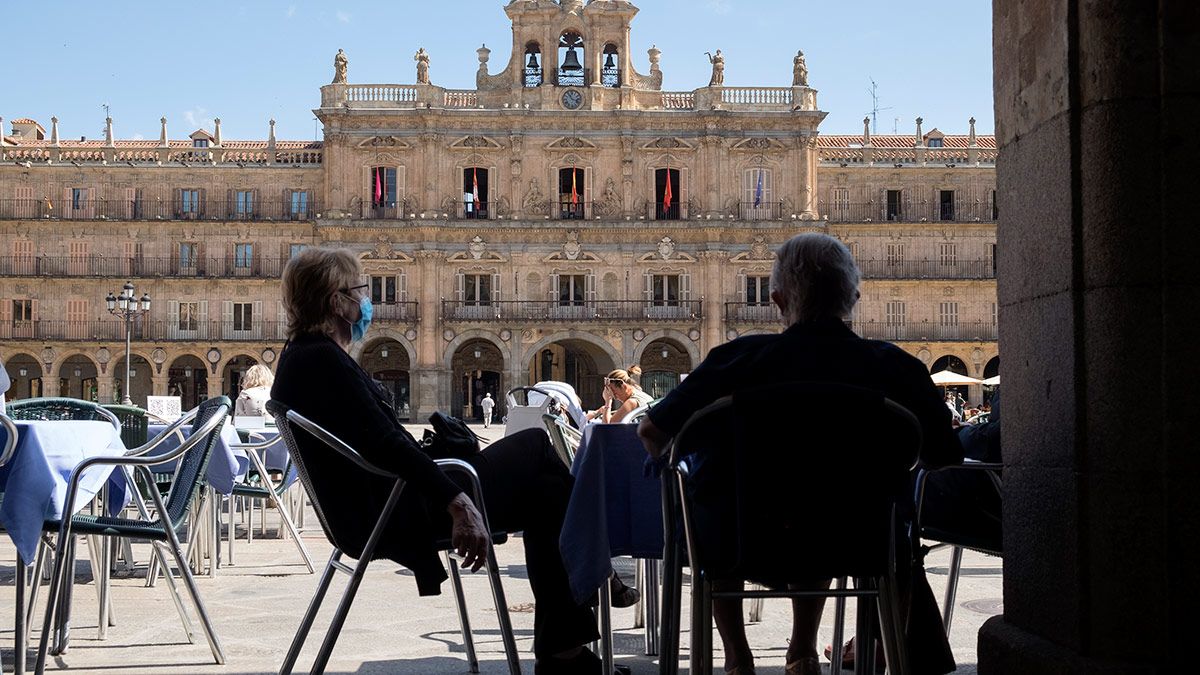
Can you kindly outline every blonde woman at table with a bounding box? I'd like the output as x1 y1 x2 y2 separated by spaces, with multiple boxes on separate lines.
272 248 603 674
586 366 653 424
234 364 274 421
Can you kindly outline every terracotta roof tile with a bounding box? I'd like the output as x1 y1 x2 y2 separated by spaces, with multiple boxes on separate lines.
818 134 996 149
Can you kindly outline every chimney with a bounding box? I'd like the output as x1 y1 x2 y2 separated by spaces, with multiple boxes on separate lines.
863 116 872 146
968 116 978 146
159 116 169 147
105 117 114 147
968 116 980 164
50 117 60 146
914 117 924 146
213 117 222 146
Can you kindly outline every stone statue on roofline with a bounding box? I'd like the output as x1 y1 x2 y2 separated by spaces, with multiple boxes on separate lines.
706 49 725 86
332 48 348 84
793 49 808 87
415 48 431 84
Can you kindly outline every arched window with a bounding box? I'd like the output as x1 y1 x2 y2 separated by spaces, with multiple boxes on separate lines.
601 44 620 88
524 42 543 87
557 32 586 86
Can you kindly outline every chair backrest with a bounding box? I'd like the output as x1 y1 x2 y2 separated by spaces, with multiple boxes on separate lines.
7 397 122 433
0 412 18 469
542 413 582 467
103 404 150 449
163 396 230 527
670 381 922 581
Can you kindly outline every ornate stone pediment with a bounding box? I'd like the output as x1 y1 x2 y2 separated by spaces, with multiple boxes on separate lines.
637 236 696 263
361 235 414 262
357 136 411 149
544 230 601 262
641 137 694 151
448 235 504 262
546 136 598 151
449 135 502 150
730 236 774 261
732 137 787 151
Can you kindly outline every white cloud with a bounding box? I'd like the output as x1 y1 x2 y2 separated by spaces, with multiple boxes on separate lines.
707 0 732 14
131 133 144 141
286 4 296 18
182 107 214 131
336 10 351 23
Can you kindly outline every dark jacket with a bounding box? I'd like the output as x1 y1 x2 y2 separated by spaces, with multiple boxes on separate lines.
649 317 963 470
271 333 462 595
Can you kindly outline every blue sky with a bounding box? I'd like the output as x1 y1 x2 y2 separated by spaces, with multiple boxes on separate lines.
3 0 993 142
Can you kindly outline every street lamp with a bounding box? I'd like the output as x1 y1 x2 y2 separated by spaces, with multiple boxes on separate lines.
106 280 151 405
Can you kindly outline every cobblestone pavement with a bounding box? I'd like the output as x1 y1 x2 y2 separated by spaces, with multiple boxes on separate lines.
0 423 999 674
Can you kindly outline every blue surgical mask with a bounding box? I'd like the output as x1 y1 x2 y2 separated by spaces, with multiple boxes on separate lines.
349 296 372 342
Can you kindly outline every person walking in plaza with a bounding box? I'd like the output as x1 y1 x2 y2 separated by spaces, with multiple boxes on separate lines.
271 248 602 674
480 392 495 428
638 233 962 675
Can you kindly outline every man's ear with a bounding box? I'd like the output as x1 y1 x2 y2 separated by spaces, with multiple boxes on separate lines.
771 290 787 312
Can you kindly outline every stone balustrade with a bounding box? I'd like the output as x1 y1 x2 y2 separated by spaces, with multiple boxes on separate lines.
1 144 321 166
720 87 793 105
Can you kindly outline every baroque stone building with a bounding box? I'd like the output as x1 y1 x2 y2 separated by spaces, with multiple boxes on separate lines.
0 0 997 421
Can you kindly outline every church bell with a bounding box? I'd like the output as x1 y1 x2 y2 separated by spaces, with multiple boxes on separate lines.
561 47 583 71
604 52 616 69
527 51 539 69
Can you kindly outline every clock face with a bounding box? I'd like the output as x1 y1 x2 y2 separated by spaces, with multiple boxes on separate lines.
562 89 583 110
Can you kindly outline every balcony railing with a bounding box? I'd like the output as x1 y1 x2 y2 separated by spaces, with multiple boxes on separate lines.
456 201 492 220
736 202 783 220
553 67 591 87
656 203 682 221
819 200 997 223
0 255 290 279
441 300 703 322
851 321 998 341
0 320 289 342
856 259 996 280
724 303 780 324
372 301 419 322
557 201 589 220
0 198 321 222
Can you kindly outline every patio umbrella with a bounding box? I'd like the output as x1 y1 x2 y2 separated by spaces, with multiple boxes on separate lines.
982 375 1001 386
930 370 983 387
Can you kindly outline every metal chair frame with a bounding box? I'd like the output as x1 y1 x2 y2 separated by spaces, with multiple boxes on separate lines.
658 389 921 675
32 398 230 672
225 433 314 572
541 413 582 468
914 460 1003 632
270 404 521 675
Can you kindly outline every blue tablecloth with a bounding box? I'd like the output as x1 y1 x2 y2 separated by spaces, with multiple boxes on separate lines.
146 421 245 494
0 421 131 562
237 427 289 473
560 424 663 605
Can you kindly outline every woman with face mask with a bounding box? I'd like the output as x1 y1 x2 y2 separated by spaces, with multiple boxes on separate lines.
271 248 602 673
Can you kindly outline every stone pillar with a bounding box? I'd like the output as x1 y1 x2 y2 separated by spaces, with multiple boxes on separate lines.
415 250 443 419
700 250 725 354
206 374 223 402
980 2 1199 673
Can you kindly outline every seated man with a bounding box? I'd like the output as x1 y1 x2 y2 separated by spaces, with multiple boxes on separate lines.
921 390 1002 548
638 232 962 675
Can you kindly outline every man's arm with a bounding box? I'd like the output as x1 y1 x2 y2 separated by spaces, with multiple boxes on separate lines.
637 416 672 458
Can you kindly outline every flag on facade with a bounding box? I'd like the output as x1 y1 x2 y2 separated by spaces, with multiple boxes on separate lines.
374 168 382 203
570 168 579 204
754 169 763 208
663 171 673 210
45 196 53 212
472 167 481 209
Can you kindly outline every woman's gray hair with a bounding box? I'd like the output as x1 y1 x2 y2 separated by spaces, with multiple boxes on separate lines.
770 233 861 322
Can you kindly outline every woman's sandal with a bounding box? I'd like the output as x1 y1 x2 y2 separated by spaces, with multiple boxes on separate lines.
824 637 887 672
784 656 822 675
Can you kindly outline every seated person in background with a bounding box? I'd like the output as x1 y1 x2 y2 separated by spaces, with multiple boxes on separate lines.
921 390 1002 546
638 233 962 675
234 364 274 422
271 248 602 674
586 366 654 424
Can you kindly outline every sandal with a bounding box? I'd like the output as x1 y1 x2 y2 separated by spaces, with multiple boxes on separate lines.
824 637 886 672
784 656 821 675
609 573 641 608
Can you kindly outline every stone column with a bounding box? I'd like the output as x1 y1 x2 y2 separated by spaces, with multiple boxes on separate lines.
980 2 1199 673
414 249 444 419
206 373 223 402
700 250 725 355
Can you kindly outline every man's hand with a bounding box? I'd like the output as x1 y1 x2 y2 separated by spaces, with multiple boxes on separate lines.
447 493 489 572
637 417 671 459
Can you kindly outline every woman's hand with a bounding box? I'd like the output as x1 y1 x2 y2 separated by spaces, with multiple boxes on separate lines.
602 386 613 404
447 493 489 572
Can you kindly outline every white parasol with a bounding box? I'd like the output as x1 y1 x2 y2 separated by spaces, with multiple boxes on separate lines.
981 375 1001 386
930 370 983 387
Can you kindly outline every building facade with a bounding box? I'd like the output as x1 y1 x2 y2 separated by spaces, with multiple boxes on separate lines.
0 0 997 420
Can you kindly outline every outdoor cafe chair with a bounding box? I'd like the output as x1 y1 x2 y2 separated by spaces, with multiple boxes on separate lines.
914 460 1003 633
1 411 29 673
32 396 231 671
542 412 582 467
267 400 522 675
659 382 921 675
226 432 315 572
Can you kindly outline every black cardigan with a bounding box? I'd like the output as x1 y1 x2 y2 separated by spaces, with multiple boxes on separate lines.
271 333 462 595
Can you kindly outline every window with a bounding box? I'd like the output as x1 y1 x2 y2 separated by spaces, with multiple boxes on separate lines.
71 188 87 210
886 242 905 266
830 187 850 221
235 190 254 217
289 243 307 259
371 275 397 304
988 243 997 275
12 299 33 323
745 275 770 305
371 168 397 209
939 301 959 327
462 168 489 219
885 301 906 326
558 275 586 306
464 274 492 305
927 137 944 148
743 168 774 218
290 190 309 217
557 32 586 86
651 274 681 306
232 302 253 331
886 190 903 221
557 168 586 219
180 189 200 214
938 242 958 266
655 168 681 220
178 302 200 331
179 243 199 269
601 44 620 88
991 302 998 326
524 43 543 87
939 190 955 221
991 189 999 220
193 138 209 148
234 243 253 269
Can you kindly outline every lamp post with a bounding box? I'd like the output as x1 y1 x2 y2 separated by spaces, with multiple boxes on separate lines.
106 281 151 405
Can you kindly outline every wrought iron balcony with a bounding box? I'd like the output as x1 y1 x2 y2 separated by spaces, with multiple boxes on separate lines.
456 201 493 220
440 300 703 322
371 301 420 323
724 303 780 324
0 320 289 342
856 258 996 280
736 201 784 220
0 255 290 279
819 200 997 224
556 201 589 220
0 198 321 222
850 320 998 341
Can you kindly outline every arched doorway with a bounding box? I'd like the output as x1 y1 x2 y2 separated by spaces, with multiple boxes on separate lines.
167 355 208 410
59 355 99 402
452 339 505 421
360 339 412 421
112 353 153 407
222 355 259 401
638 339 693 400
983 355 1000 379
930 354 970 409
3 353 43 400
527 338 618 412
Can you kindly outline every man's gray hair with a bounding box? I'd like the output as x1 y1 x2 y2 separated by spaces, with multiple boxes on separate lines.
770 233 861 322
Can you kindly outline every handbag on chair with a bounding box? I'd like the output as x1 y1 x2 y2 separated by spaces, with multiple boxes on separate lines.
420 411 482 460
